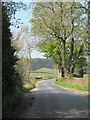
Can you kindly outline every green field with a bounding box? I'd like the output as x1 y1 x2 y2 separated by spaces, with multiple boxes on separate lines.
31 68 57 78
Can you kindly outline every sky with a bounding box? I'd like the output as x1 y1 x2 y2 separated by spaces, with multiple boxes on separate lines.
9 0 46 58
4 0 85 58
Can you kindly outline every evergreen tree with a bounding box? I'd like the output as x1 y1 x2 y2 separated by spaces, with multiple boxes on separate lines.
2 3 24 117
2 5 18 95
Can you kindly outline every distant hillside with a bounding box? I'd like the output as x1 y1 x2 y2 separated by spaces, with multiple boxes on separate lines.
32 68 57 74
31 58 55 70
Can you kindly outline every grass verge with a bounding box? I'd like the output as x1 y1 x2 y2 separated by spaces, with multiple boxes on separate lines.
54 80 90 92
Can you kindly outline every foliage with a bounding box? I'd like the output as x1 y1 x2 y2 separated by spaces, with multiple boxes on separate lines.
30 2 88 78
2 3 23 117
3 82 36 117
37 40 62 65
2 4 21 95
15 57 31 84
75 56 87 77
77 56 87 68
67 74 73 79
2 1 27 28
37 39 62 79
3 89 23 117
22 83 36 93
2 2 32 117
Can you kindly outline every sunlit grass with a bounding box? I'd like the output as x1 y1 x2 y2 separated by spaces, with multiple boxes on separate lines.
54 80 89 91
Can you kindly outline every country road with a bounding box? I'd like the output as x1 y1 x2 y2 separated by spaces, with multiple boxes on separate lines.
11 79 89 118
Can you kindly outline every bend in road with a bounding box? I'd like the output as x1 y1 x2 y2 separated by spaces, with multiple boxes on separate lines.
14 79 89 118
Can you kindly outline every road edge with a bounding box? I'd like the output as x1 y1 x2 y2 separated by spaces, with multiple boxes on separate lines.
52 81 88 96
31 79 48 92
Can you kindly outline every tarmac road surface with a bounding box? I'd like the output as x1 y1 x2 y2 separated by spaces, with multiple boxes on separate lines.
11 79 89 118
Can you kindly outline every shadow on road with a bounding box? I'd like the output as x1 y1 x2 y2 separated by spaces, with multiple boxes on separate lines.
7 80 89 118
29 90 88 118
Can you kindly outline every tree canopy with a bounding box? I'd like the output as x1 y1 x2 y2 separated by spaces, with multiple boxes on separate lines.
30 2 88 78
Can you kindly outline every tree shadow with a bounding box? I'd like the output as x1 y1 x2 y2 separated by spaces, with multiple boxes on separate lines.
16 89 89 118
7 89 89 118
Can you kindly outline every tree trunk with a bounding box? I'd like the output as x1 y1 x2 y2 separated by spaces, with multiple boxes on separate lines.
79 68 84 78
67 37 74 75
70 44 83 75
56 64 61 80
61 40 66 78
61 66 64 77
57 68 61 80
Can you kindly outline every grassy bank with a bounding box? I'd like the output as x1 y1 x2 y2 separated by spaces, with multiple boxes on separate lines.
54 78 89 92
